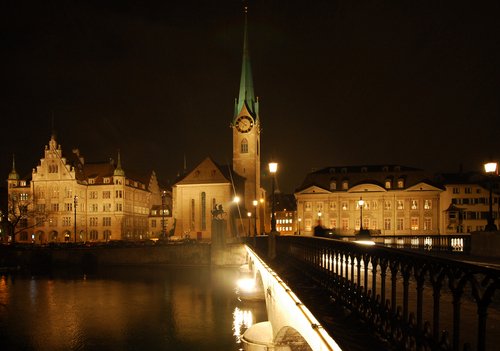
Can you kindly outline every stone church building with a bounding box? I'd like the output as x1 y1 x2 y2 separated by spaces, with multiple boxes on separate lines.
172 13 266 240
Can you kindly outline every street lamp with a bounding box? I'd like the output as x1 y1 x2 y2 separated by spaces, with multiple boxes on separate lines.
247 212 252 237
484 162 498 231
252 200 258 236
74 195 78 243
298 217 302 235
268 162 278 233
162 190 167 240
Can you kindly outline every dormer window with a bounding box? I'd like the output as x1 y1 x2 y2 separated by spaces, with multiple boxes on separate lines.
329 179 337 190
382 166 389 172
341 168 347 174
89 179 95 184
342 180 349 190
397 179 404 188
103 178 111 184
385 179 391 189
20 180 27 186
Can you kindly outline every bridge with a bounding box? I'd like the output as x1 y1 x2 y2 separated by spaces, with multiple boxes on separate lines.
240 236 500 351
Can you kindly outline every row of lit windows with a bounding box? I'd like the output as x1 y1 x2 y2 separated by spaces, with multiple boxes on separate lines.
277 219 293 224
303 217 432 231
277 226 293 232
304 199 433 212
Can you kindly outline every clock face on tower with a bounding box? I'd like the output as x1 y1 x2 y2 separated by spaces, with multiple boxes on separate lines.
235 115 254 133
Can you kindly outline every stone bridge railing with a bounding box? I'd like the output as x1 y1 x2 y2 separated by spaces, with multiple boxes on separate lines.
253 236 500 351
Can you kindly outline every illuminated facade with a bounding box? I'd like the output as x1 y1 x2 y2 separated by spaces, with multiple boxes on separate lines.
438 172 499 234
7 134 164 243
295 165 442 236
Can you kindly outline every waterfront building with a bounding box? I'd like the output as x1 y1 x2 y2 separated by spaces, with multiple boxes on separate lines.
438 172 499 234
266 193 297 235
6 134 164 243
295 165 442 236
172 13 265 240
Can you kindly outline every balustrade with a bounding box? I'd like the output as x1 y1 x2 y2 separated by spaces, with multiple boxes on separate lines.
253 236 499 351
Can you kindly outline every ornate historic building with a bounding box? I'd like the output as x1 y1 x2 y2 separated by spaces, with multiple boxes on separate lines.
172 13 265 240
6 134 165 243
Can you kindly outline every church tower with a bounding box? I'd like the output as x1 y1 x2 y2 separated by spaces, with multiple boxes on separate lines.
232 8 261 212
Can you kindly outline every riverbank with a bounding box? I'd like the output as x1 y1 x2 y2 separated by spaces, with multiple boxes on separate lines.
0 242 247 269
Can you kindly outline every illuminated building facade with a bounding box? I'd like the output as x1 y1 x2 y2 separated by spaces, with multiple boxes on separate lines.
295 165 442 236
6 134 164 243
438 172 499 234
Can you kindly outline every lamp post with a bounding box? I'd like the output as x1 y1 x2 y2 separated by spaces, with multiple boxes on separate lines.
252 200 258 236
298 217 301 235
358 198 364 232
162 190 167 240
484 162 498 231
73 195 78 243
247 212 252 237
268 162 278 233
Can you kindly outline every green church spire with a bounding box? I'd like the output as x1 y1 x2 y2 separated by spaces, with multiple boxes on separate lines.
235 6 259 120
8 154 20 180
114 150 125 176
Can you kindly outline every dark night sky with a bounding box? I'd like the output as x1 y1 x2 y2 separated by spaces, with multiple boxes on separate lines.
1 0 500 194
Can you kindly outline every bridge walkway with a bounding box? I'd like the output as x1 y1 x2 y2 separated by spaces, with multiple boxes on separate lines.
267 253 392 351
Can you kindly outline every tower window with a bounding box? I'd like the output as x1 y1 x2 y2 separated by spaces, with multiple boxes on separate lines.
241 139 248 153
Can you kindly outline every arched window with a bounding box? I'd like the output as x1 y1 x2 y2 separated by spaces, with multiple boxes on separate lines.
241 139 248 153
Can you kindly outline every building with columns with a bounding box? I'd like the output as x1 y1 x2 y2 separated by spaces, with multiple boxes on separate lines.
172 12 266 240
6 134 165 243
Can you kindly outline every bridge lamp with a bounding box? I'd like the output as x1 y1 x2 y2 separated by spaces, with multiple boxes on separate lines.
237 278 256 293
484 161 498 231
298 217 302 235
233 196 240 204
268 162 278 233
247 212 252 237
252 200 258 238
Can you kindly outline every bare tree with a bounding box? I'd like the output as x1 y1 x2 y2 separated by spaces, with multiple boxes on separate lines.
6 193 49 243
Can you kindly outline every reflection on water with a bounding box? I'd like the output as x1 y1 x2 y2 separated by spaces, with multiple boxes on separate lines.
0 266 267 351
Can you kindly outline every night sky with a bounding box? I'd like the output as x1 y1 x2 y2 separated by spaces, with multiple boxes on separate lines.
1 0 500 194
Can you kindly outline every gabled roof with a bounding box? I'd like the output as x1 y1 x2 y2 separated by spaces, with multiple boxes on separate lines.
174 157 232 186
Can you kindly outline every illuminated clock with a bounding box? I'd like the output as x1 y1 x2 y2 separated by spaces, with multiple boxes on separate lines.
235 115 254 133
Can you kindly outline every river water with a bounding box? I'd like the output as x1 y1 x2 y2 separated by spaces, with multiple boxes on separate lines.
0 266 267 351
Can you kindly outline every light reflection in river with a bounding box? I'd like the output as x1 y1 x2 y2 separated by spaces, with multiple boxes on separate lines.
0 266 267 351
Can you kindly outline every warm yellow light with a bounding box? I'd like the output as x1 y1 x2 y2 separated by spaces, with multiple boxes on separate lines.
268 162 278 174
253 200 258 207
358 198 365 206
484 162 498 174
298 218 302 222
233 196 240 203
353 240 376 246
237 278 256 293
247 212 252 218
260 198 264 204
318 212 322 218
